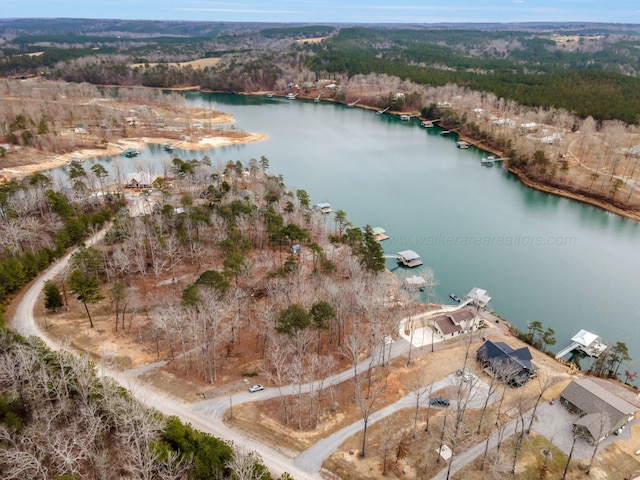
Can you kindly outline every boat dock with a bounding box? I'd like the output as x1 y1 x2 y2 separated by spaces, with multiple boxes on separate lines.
555 329 608 359
396 250 423 268
347 98 360 108
376 107 390 115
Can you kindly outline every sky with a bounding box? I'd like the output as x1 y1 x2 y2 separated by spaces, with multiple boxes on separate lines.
1 0 639 25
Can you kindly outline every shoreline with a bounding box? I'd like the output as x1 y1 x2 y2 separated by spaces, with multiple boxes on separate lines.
257 89 640 223
0 132 268 182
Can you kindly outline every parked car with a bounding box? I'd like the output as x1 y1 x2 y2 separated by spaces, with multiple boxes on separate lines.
430 397 450 407
462 372 476 382
249 384 264 393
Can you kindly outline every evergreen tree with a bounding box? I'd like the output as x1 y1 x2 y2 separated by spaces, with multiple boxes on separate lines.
43 280 64 313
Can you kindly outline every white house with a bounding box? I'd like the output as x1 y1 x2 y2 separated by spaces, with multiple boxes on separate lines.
432 307 483 339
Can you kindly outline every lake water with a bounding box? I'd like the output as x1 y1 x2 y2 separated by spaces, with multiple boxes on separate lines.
56 92 640 373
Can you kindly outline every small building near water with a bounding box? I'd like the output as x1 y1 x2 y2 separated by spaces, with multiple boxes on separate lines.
372 227 389 241
402 275 426 291
397 250 423 268
315 202 333 214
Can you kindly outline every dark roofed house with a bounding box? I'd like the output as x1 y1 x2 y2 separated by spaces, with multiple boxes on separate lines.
476 340 537 387
560 379 638 444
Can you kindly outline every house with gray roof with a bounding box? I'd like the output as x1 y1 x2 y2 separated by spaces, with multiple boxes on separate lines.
560 378 638 444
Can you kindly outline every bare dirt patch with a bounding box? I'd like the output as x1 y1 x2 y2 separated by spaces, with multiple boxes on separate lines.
130 57 222 69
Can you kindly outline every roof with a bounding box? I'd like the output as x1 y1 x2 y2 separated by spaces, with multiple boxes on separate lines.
126 172 156 185
316 202 332 209
403 275 425 287
466 287 491 307
398 250 420 261
561 379 637 420
571 329 599 347
477 340 537 372
432 307 476 335
435 316 462 336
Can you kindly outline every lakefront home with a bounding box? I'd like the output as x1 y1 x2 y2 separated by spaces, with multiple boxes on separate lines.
476 340 537 387
432 307 483 339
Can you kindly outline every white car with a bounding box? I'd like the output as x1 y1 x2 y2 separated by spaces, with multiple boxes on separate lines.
462 372 476 382
249 384 264 393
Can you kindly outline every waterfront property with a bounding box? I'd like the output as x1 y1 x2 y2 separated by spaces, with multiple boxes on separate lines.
560 378 638 444
397 250 423 268
315 202 333 214
431 307 483 339
420 120 433 127
465 287 492 309
555 329 608 359
476 340 538 387
372 227 389 241
121 148 140 158
403 275 426 291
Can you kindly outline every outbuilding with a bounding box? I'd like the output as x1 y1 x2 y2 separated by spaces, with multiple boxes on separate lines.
560 378 638 444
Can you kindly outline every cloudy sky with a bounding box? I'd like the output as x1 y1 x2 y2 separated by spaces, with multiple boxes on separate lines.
2 0 638 24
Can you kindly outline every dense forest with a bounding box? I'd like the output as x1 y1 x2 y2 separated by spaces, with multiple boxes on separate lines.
2 20 640 123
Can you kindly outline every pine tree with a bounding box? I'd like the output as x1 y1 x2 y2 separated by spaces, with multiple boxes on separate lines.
43 280 64 313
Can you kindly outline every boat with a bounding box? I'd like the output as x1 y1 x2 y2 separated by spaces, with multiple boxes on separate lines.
400 114 411 121
286 93 297 99
440 130 451 135
69 157 84 165
397 250 423 268
450 293 461 303
163 142 175 152
267 93 274 98
421 120 433 127
456 141 470 149
121 148 140 158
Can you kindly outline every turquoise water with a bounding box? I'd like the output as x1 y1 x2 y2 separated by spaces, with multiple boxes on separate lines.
54 92 640 371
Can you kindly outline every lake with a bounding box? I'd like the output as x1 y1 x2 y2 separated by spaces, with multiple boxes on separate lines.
57 91 640 375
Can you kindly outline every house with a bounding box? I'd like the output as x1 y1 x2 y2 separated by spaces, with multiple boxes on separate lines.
432 307 482 339
560 378 638 444
476 340 537 387
125 172 157 189
290 244 302 254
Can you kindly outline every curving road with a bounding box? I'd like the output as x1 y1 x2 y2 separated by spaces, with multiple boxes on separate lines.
11 231 500 480
11 233 321 480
